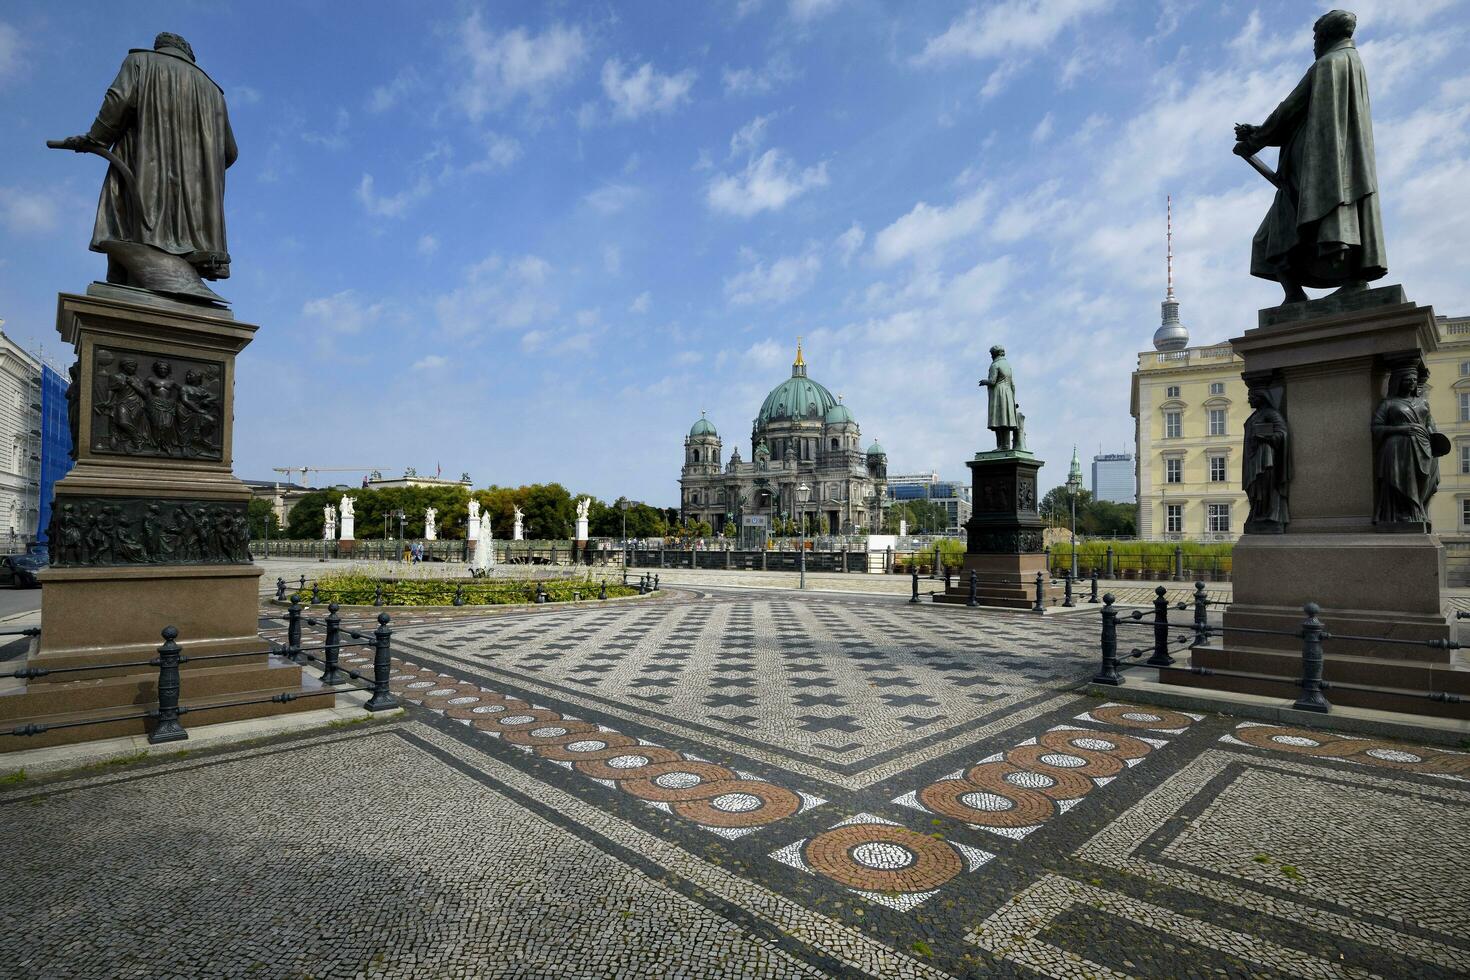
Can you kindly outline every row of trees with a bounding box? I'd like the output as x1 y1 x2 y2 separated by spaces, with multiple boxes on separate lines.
1038 486 1136 537
279 484 688 542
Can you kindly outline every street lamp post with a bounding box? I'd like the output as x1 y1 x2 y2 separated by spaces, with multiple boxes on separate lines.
1066 446 1083 580
797 483 811 590
395 508 406 563
619 498 633 571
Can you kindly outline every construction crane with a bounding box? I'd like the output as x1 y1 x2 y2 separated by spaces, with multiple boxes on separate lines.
271 466 388 488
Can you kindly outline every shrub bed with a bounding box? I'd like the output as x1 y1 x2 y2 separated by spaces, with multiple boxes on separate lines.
299 572 640 606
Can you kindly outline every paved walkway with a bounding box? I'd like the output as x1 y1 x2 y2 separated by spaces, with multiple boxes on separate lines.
4 587 1467 978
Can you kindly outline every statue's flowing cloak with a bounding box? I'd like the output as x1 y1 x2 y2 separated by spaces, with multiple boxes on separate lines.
1248 39 1386 287
985 357 1018 431
87 48 237 277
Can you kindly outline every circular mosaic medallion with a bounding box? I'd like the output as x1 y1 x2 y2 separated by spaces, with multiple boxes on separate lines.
498 715 535 725
405 681 436 690
672 781 801 828
709 792 763 813
1038 753 1087 768
1271 734 1321 748
530 726 569 739
802 823 962 893
1070 737 1117 751
1122 711 1162 723
654 771 703 790
447 696 480 705
565 740 608 753
959 791 1015 811
608 754 651 769
1089 704 1195 731
1366 747 1422 763
1003 771 1057 790
471 704 506 714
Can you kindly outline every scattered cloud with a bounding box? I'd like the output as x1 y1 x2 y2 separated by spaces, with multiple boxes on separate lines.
231 85 262 106
432 254 558 337
601 58 697 120
707 149 829 217
453 13 587 120
0 186 59 234
724 247 822 305
302 108 350 150
417 234 439 256
302 290 385 334
629 291 652 313
729 114 772 156
367 68 422 113
789 0 844 22
413 354 449 370
872 185 991 265
0 21 25 86
722 53 798 96
356 173 432 218
1031 111 1054 143
835 222 865 265
464 132 523 173
603 244 622 274
583 182 641 214
917 0 1111 64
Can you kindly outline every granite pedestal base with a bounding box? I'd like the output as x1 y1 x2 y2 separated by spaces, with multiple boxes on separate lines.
935 451 1061 609
1162 286 1467 719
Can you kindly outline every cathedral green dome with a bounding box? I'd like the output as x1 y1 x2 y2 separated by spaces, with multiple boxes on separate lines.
689 415 718 437
757 344 839 426
867 440 886 456
824 402 854 425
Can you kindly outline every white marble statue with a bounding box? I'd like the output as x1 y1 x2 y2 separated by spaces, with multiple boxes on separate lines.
324 503 337 540
338 496 355 540
424 506 438 541
575 497 590 542
512 505 524 541
467 499 481 542
471 514 496 575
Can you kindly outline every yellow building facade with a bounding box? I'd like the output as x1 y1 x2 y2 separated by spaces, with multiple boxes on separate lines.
1131 315 1470 563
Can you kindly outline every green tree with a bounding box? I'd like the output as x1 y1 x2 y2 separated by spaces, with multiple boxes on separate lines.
1040 485 1093 527
247 498 280 539
286 490 332 538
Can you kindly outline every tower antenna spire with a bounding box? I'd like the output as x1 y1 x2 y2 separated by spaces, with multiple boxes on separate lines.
1166 194 1175 302
1152 194 1189 352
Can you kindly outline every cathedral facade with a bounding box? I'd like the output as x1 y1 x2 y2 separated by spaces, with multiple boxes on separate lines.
680 345 887 535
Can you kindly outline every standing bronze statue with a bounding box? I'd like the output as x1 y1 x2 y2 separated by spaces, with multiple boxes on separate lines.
977 345 1019 451
1371 365 1449 527
1243 386 1290 533
49 32 235 305
1233 10 1386 305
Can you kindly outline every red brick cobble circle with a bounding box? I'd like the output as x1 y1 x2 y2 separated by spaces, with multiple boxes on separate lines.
671 781 803 828
802 823 963 893
501 720 603 747
570 746 687 779
618 761 745 802
918 767 1056 828
1233 725 1470 775
1091 704 1196 731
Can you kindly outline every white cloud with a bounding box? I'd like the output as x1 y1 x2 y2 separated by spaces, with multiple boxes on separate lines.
601 58 696 120
367 69 420 113
918 0 1111 63
722 53 798 96
872 185 991 265
301 290 384 334
724 248 822 305
464 132 522 173
583 182 641 214
835 222 865 264
413 354 448 370
707 149 829 217
356 173 431 218
0 186 60 234
629 291 652 313
789 0 843 21
730 114 772 156
0 22 24 85
1031 112 1054 143
603 244 622 274
417 234 439 256
454 13 587 120
302 108 350 150
433 254 558 338
231 85 262 106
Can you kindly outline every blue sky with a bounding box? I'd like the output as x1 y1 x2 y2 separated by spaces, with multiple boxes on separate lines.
2 0 1467 505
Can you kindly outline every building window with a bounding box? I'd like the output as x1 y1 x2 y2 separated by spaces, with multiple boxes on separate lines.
1165 411 1182 438
1461 445 1470 475
1209 455 1227 482
1461 360 1470 377
1166 458 1182 484
1166 385 1180 398
1166 504 1183 534
1209 381 1225 395
1208 503 1231 533
1463 499 1470 528
1462 392 1470 422
1208 408 1227 436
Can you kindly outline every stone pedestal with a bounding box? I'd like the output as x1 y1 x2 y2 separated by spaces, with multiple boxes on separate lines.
936 450 1061 609
1164 286 1469 719
4 288 321 750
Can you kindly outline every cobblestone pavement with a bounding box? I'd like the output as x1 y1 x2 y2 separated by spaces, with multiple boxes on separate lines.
4 588 1468 978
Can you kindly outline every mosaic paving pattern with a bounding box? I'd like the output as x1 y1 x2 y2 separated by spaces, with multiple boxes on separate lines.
1222 721 1470 780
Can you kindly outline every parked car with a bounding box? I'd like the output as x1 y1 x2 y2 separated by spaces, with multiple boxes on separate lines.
0 551 46 588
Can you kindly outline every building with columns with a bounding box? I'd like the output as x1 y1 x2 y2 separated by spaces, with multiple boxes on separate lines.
679 343 887 535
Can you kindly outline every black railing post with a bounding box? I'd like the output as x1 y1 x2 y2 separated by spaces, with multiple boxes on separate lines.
1092 595 1122 686
908 565 920 604
1294 602 1330 713
1105 544 1114 579
275 577 286 601
1192 581 1209 646
943 566 952 592
365 613 399 712
287 597 304 664
1088 572 1099 603
1033 571 1045 613
149 626 188 744
321 603 347 685
967 570 979 608
373 582 384 607
885 545 892 573
453 584 464 606
1146 586 1173 666
599 579 607 600
653 574 660 591
1062 569 1075 608
1173 544 1184 582
298 575 306 593
932 544 940 580
309 582 320 605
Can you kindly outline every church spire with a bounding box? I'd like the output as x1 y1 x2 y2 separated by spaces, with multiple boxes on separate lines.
1153 194 1189 352
792 336 807 377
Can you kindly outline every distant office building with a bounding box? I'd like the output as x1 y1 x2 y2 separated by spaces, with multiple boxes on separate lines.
37 363 73 544
1091 453 1135 504
883 472 972 533
0 327 73 548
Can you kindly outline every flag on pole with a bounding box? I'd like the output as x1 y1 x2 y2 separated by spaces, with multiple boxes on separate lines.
436 462 442 478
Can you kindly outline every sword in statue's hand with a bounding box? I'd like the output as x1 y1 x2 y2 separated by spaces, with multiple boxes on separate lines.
1233 124 1281 189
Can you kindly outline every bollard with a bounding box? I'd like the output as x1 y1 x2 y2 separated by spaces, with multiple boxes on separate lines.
1192 582 1209 646
321 603 347 685
275 577 286 601
1062 569 1075 608
1091 595 1123 686
622 565 628 587
1033 571 1045 613
286 597 304 664
453 584 465 606
1173 544 1184 582
1294 602 1331 713
298 575 307 594
310 582 320 605
599 579 608 600
967 570 979 608
149 625 189 743
1105 544 1115 579
654 574 660 591
1088 572 1100 604
932 544 941 580
660 545 666 569
365 613 399 712
726 549 732 570
1146 586 1173 666
885 545 892 573
373 582 385 607
943 566 952 592
908 565 921 604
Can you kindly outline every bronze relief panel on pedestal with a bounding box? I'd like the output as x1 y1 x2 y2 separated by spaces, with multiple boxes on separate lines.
89 345 225 461
48 497 250 567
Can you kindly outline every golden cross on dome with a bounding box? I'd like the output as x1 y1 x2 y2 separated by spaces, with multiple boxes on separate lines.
794 336 804 366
